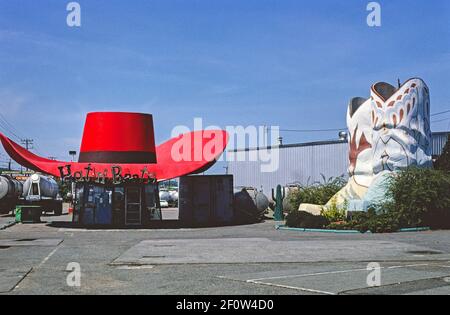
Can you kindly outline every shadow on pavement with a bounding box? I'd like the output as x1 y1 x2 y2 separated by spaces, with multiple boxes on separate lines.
47 219 267 230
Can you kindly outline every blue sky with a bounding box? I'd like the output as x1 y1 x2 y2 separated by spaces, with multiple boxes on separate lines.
0 0 449 169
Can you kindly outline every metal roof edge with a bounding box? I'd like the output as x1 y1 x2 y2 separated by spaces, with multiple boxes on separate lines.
228 131 449 153
230 139 348 153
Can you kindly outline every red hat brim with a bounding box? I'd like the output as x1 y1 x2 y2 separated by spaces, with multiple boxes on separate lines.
0 130 228 182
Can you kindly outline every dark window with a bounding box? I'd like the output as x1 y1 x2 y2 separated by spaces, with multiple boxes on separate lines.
32 183 39 195
127 188 140 203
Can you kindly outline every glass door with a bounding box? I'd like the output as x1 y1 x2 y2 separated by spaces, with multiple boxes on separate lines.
112 187 125 226
144 183 162 221
125 187 142 226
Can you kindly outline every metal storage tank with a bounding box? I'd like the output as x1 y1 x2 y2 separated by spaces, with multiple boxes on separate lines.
159 190 179 202
159 190 171 202
23 174 59 200
169 191 179 202
233 187 269 223
179 175 234 226
0 175 24 214
0 175 23 200
228 132 449 194
22 174 62 215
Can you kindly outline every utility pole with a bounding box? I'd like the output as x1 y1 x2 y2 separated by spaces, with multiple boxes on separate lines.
265 125 268 147
8 159 11 171
21 138 34 172
21 138 34 150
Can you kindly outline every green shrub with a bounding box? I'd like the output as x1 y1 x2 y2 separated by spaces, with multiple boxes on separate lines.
347 209 400 233
283 191 296 213
285 211 330 229
321 197 347 222
286 167 450 233
382 167 450 229
289 175 347 210
326 221 357 231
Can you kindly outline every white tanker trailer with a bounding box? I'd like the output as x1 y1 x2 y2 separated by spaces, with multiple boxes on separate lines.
23 174 63 215
159 189 179 207
0 175 23 214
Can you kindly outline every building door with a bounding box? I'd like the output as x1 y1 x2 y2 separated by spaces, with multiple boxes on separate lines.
213 176 234 224
94 191 112 225
125 187 142 226
192 176 211 224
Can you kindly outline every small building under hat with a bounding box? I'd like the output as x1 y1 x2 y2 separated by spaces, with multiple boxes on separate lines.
0 112 229 227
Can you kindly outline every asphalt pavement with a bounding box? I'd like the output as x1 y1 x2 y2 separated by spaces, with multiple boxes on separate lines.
1 211 450 295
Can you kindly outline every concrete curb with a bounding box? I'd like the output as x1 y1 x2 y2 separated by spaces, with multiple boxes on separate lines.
276 225 431 234
398 227 430 232
0 221 17 231
276 225 364 234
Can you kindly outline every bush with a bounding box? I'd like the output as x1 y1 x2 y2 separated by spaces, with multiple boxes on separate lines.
321 197 347 222
285 211 329 229
289 175 347 211
382 167 450 229
346 209 400 233
286 167 450 233
326 221 356 231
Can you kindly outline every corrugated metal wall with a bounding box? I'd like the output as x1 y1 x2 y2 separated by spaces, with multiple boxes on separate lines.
228 142 349 194
228 132 449 194
431 132 449 156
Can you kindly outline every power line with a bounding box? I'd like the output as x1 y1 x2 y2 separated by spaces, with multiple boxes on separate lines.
273 111 450 132
0 113 25 139
432 117 450 124
0 120 22 141
431 109 450 117
0 114 23 141
21 138 34 150
0 113 39 155
0 113 45 168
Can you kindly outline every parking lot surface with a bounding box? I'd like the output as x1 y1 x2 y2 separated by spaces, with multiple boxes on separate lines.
1 212 450 295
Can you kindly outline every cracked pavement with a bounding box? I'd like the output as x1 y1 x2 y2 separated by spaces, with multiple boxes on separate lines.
1 212 450 295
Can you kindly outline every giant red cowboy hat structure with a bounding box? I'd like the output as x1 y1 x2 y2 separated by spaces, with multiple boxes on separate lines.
0 112 229 182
